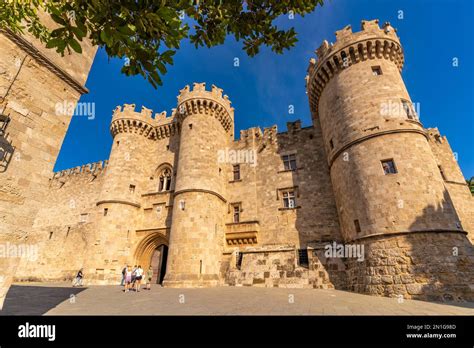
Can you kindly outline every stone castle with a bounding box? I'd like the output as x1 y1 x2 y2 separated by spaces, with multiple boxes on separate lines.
1 19 473 303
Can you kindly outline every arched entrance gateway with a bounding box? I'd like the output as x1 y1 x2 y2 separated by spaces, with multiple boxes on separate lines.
134 232 169 285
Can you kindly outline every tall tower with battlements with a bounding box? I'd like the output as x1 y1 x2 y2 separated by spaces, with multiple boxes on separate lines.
163 83 234 287
90 103 179 281
306 20 473 299
94 104 160 271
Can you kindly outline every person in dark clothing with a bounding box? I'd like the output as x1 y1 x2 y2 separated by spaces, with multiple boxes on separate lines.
72 268 84 287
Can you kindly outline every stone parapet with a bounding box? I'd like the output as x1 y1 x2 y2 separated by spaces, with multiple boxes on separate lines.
52 160 108 180
177 82 234 133
110 104 178 140
306 19 404 115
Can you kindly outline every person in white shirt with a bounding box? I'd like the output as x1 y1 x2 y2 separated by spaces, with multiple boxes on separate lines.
134 265 144 292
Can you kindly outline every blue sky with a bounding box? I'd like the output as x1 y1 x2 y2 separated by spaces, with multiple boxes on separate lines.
55 0 474 178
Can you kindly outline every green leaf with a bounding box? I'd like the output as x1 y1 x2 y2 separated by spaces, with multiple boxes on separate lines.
118 24 135 35
161 50 175 64
156 61 167 75
142 61 155 71
71 26 86 40
69 38 82 53
46 38 62 49
100 30 112 46
76 21 87 35
157 7 176 22
50 14 67 26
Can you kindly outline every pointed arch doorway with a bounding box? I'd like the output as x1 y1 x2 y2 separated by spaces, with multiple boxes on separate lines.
134 232 169 285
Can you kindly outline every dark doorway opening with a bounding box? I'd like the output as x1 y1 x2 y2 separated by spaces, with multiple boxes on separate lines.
150 245 168 285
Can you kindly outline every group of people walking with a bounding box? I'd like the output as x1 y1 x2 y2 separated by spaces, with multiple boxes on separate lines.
121 265 154 292
72 265 155 291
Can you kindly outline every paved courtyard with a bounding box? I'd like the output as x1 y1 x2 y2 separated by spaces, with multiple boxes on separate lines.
1 282 473 315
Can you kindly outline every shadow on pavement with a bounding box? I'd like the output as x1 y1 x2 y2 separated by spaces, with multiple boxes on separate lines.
0 285 87 315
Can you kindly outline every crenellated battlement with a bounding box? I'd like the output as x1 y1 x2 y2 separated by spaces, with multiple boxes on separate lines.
109 83 235 140
239 127 263 141
112 103 154 119
262 125 278 145
177 82 234 133
286 120 302 133
310 19 401 69
110 104 178 140
427 127 447 144
51 160 108 181
177 82 233 112
306 19 404 115
236 120 309 146
233 125 277 147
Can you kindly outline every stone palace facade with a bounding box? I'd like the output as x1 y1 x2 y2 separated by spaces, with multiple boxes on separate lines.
1 19 473 302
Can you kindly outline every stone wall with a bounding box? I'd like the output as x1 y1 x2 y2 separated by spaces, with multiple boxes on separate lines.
0 29 96 307
225 122 340 248
19 11 96 85
346 232 474 301
225 245 347 289
14 161 107 281
427 128 474 242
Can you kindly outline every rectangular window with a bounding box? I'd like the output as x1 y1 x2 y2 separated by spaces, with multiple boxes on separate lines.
233 164 240 181
381 159 397 175
103 208 108 216
371 66 382 76
129 184 136 193
236 252 243 270
80 213 88 223
438 165 447 181
232 204 240 223
401 99 415 120
282 154 297 171
298 249 309 267
329 138 334 150
282 191 296 208
354 219 361 234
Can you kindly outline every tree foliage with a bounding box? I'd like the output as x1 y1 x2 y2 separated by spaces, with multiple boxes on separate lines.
0 0 324 88
468 177 474 195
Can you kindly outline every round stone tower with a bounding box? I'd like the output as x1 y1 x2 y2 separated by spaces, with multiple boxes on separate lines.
306 20 474 300
163 83 234 287
92 104 159 283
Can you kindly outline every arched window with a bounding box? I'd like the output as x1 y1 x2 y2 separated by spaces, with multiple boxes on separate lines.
158 168 172 192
